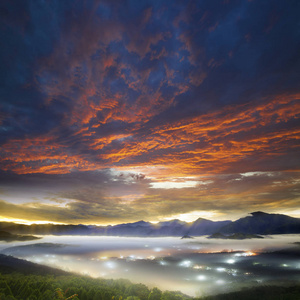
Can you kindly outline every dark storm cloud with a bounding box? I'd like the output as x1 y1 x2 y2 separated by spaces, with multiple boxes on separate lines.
0 1 71 144
1 0 298 148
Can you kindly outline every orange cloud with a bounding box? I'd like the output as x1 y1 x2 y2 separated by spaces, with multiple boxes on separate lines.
1 93 299 177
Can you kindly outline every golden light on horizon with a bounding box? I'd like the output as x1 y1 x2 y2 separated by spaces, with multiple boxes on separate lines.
162 210 225 222
0 216 65 225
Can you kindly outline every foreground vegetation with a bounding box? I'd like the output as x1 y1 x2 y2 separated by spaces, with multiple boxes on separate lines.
0 255 299 300
1 272 300 300
0 272 189 300
198 285 300 300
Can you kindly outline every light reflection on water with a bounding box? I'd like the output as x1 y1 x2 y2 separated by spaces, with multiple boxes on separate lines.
1 235 300 296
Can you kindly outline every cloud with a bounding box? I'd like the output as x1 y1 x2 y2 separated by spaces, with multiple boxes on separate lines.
0 92 299 177
0 169 299 223
0 1 299 222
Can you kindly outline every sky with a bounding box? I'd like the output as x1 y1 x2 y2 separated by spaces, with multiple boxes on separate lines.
0 0 299 225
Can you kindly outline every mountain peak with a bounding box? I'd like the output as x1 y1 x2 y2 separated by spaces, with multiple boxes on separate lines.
132 220 149 225
250 211 269 216
193 217 210 223
158 219 187 226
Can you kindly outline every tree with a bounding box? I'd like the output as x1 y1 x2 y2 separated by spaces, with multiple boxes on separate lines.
161 291 182 300
148 288 162 300
93 290 103 300
54 288 78 300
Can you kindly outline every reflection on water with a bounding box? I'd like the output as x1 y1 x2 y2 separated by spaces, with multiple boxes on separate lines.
1 235 300 296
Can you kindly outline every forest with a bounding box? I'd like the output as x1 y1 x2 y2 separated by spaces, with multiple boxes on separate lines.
0 272 189 300
0 253 300 300
0 271 300 300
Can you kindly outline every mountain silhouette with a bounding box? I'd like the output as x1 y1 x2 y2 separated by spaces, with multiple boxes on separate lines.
219 211 300 234
0 212 299 237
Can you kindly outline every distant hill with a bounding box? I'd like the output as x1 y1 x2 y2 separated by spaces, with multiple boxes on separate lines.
187 218 231 235
0 230 40 242
0 254 68 275
0 212 299 237
0 218 231 237
207 232 264 239
219 211 300 235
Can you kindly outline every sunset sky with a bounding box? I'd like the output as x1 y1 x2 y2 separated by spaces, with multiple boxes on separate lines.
0 0 299 225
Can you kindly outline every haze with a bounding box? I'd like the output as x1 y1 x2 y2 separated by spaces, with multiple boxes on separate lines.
1 235 300 296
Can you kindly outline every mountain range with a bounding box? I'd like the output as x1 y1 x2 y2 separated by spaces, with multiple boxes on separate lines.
0 212 299 237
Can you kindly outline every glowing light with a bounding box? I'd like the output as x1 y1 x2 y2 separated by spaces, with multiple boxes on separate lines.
216 267 226 272
162 210 221 222
105 261 117 269
100 256 108 260
147 255 156 260
193 265 203 269
196 275 206 281
226 259 235 264
235 251 256 257
154 247 162 252
159 261 167 266
0 216 66 225
281 264 289 267
179 260 192 267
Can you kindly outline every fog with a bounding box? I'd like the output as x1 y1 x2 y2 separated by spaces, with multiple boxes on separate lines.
1 235 300 297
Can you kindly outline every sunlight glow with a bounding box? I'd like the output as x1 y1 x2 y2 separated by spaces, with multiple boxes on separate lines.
0 216 65 225
162 210 222 222
150 180 199 189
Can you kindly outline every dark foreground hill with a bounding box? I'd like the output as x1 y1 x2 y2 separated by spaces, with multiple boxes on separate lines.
0 254 190 300
197 285 300 300
0 253 68 276
0 254 299 300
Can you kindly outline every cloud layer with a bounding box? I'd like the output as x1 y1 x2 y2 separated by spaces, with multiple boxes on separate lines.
0 0 299 223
